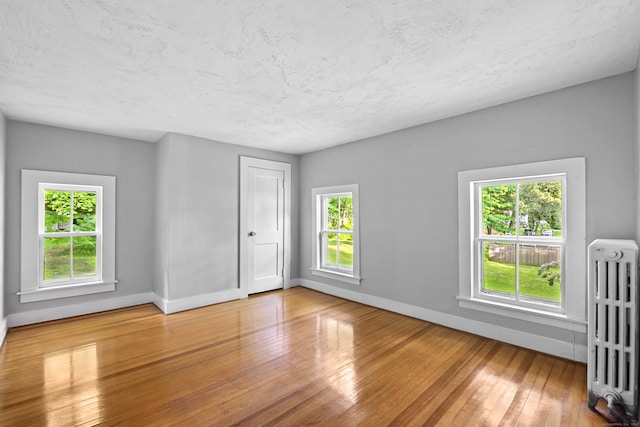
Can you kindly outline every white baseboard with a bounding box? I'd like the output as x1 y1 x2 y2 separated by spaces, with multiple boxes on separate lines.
158 288 246 314
296 278 587 362
7 292 155 328
0 317 7 348
2 280 588 363
152 292 168 313
284 280 300 289
5 287 250 328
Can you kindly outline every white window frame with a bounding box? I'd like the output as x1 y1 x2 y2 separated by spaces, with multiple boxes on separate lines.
320 192 353 273
457 158 586 332
38 183 103 288
474 174 566 312
20 170 117 303
311 184 361 285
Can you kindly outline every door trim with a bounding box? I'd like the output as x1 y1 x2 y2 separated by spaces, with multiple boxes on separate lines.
239 157 291 296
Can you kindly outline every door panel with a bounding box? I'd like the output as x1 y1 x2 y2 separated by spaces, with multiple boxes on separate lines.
254 243 279 279
254 175 280 231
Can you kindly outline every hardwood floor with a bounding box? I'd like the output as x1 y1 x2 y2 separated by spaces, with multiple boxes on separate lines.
0 287 611 426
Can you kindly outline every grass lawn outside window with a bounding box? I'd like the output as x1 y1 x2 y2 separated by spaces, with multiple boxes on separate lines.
326 237 353 267
483 260 561 302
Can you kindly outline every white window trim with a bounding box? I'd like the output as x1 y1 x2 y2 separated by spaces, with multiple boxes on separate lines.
20 170 117 303
457 158 586 332
311 184 361 285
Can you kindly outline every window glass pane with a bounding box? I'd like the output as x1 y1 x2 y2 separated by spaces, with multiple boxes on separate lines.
518 244 561 304
482 242 515 296
518 180 562 237
73 191 97 232
481 184 516 236
44 190 71 232
327 197 339 230
43 237 71 281
338 233 353 269
73 236 97 277
325 233 337 266
339 196 353 231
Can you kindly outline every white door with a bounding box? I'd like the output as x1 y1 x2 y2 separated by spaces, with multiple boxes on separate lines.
240 157 290 295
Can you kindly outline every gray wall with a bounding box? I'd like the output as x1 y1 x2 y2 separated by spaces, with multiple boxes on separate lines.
299 72 636 345
1 70 636 355
636 53 640 244
5 122 156 315
155 132 299 301
154 133 171 301
0 111 5 331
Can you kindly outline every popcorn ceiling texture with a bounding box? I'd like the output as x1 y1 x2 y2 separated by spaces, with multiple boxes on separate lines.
0 0 639 153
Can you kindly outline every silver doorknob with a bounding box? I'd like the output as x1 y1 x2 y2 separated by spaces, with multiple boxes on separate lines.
248 231 256 236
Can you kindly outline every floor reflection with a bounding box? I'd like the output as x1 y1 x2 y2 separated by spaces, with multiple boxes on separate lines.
44 343 101 426
317 316 358 405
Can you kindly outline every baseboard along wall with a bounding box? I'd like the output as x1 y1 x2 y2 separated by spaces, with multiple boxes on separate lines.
154 287 245 314
0 317 7 349
293 278 587 363
6 292 155 328
2 280 587 362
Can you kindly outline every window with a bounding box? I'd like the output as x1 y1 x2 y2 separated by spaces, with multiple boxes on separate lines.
477 177 564 310
457 158 586 331
312 184 361 285
20 170 116 303
40 184 101 287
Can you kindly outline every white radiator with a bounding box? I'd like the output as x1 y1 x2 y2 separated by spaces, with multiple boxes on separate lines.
588 239 639 419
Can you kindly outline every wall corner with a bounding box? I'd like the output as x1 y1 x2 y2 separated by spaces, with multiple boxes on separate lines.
0 110 6 347
635 47 640 243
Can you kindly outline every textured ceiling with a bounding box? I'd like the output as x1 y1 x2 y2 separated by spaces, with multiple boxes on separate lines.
1 1 639 154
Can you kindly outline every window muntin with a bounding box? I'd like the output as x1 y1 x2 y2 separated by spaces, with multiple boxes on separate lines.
39 184 102 287
311 184 360 285
475 176 565 312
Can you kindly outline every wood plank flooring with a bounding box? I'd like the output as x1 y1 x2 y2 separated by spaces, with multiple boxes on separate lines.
0 287 612 426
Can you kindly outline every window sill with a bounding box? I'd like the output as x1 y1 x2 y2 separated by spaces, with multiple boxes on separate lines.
311 269 361 285
457 296 586 333
18 281 117 303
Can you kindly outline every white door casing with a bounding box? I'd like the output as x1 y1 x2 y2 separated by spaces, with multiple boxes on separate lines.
240 157 291 295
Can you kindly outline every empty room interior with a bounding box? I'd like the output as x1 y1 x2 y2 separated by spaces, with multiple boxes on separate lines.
1 1 640 425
